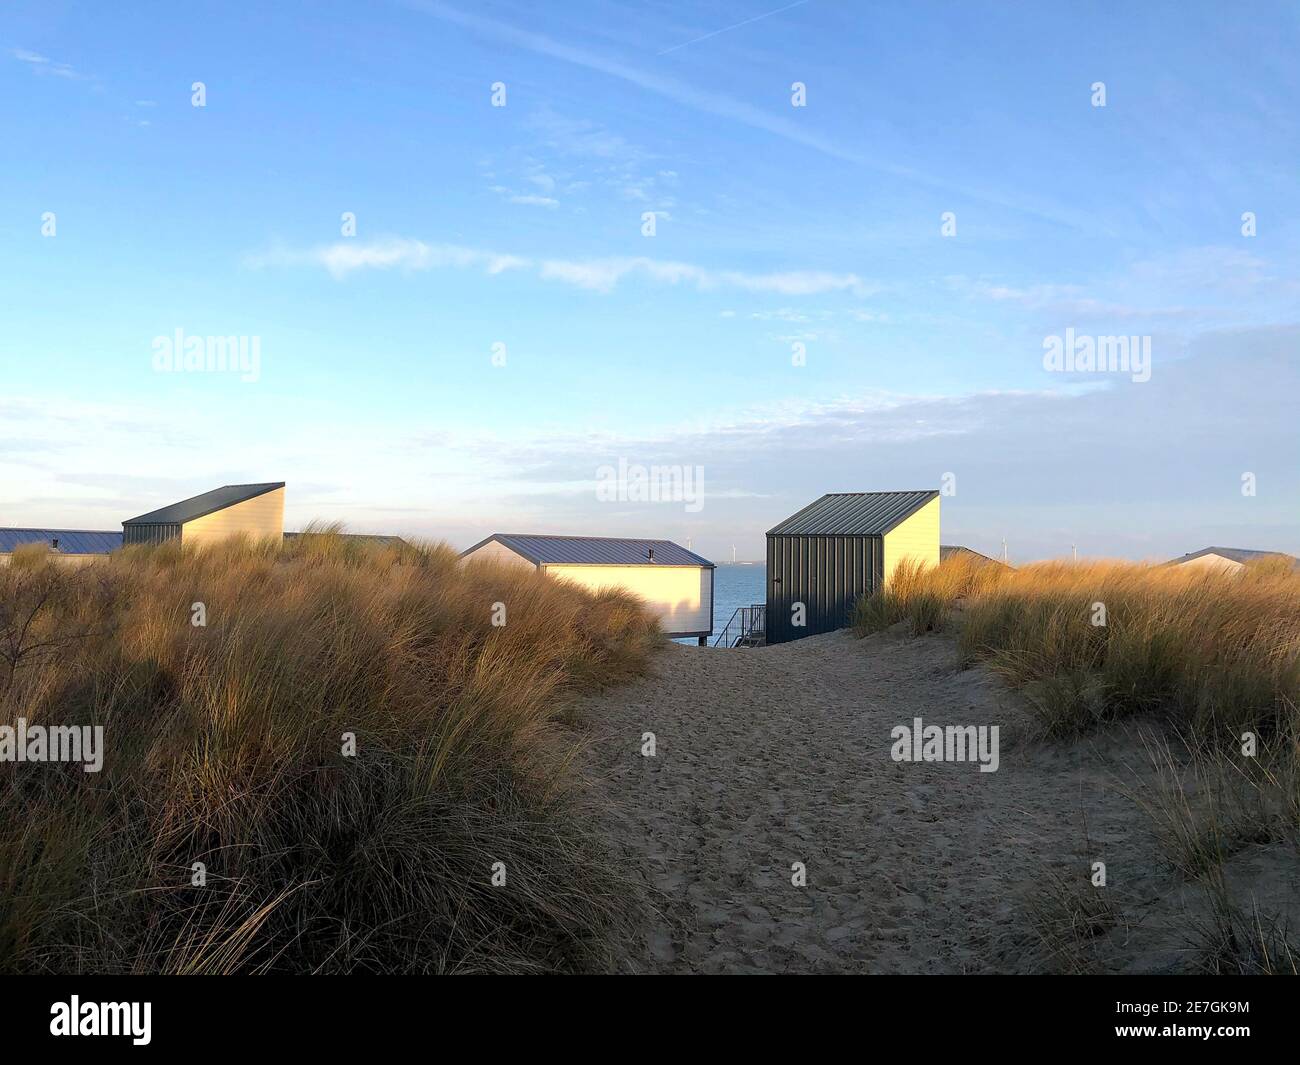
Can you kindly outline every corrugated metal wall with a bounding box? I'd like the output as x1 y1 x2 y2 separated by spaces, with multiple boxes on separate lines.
765 534 883 644
122 523 181 546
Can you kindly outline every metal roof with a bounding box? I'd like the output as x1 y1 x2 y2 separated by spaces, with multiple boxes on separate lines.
768 491 939 536
0 528 123 554
123 483 284 526
941 544 1007 566
1168 546 1298 567
463 533 714 568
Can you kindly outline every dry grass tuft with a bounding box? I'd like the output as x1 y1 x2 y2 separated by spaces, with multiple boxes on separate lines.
9 542 54 569
1190 866 1300 975
1130 726 1299 878
855 557 1300 739
0 536 662 973
853 554 1008 637
1024 863 1131 975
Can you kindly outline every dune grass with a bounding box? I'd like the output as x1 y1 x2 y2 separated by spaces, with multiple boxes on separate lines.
852 553 1007 638
0 531 662 973
853 555 1300 738
855 554 1300 972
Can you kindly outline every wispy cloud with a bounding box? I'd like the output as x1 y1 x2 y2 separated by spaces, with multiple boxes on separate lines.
405 1 1086 228
488 186 559 209
405 2 885 168
508 193 559 208
538 257 870 296
481 106 677 214
248 237 876 295
246 238 529 280
526 106 644 163
10 47 87 80
950 247 1300 327
961 279 1205 321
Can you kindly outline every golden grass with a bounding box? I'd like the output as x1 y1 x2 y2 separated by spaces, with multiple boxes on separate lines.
0 532 662 973
854 555 1300 737
853 553 1007 637
8 542 52 568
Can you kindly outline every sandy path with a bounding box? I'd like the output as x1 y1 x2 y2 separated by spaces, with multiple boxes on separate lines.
578 628 1174 974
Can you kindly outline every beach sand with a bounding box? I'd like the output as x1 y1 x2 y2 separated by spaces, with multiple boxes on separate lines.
578 626 1297 974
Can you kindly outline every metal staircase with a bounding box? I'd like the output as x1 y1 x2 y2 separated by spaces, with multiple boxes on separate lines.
712 603 766 647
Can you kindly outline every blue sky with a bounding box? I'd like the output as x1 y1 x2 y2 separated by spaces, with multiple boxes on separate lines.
2 0 1297 560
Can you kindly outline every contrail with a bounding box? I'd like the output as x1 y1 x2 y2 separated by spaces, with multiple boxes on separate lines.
656 0 811 56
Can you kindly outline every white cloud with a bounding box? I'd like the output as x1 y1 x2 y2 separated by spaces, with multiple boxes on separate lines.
951 247 1300 325
251 237 875 295
750 308 817 322
554 257 867 295
489 177 561 209
507 193 559 208
247 238 529 280
537 256 869 295
11 47 85 80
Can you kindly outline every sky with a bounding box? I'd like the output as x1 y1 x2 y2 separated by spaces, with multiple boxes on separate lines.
1 0 1297 562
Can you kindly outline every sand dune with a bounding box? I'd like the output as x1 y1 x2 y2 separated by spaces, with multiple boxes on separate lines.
579 627 1289 974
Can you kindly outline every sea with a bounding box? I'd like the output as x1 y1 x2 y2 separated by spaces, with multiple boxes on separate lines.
674 562 766 645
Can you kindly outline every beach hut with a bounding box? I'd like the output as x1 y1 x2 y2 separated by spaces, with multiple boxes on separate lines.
940 544 1008 568
766 490 940 644
1166 546 1298 574
460 533 715 642
122 483 285 547
0 528 122 567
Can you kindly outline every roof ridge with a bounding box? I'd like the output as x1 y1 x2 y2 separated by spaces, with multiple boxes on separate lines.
823 489 937 496
464 532 714 567
123 482 285 526
767 489 939 536
498 532 679 542
0 526 120 534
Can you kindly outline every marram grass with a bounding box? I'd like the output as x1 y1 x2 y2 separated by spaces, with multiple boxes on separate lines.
853 554 1300 738
0 532 661 973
